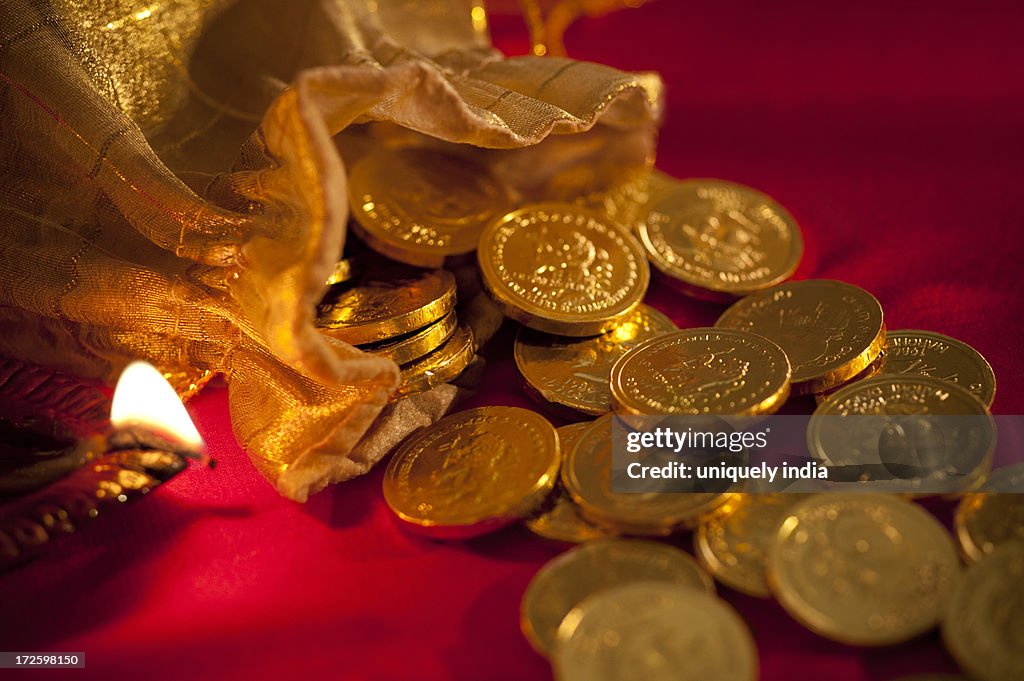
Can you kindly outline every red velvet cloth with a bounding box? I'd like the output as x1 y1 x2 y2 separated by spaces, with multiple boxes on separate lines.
3 2 1024 679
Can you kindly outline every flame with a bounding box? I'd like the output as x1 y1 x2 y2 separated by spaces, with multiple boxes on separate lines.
110 361 205 451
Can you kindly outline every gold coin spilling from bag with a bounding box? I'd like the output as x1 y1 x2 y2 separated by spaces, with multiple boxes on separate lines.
348 147 512 267
515 304 677 416
525 423 612 544
520 538 713 657
561 414 733 535
553 582 758 681
942 543 1024 681
360 309 457 365
954 493 1024 562
478 203 650 337
881 330 996 408
638 178 803 300
394 321 475 398
316 267 456 345
609 328 791 417
716 279 885 394
768 493 960 646
808 376 995 493
382 406 559 538
695 493 807 598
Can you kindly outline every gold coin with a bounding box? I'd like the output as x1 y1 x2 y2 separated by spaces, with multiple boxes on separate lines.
768 493 960 646
695 493 808 597
316 267 456 345
609 328 791 417
515 304 677 416
955 493 1024 562
360 309 457 365
716 279 886 394
808 376 995 493
942 543 1024 681
554 582 757 681
521 538 714 658
477 203 650 337
813 349 887 405
525 423 612 544
382 406 558 538
554 167 677 234
881 330 996 408
394 322 475 398
561 414 732 535
347 148 511 267
638 178 803 300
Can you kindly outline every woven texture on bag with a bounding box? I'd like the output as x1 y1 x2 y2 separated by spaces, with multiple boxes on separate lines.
0 0 661 501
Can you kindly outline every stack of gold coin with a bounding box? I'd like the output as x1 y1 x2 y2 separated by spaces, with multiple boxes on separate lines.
716 279 886 395
768 494 961 646
514 304 677 416
315 262 475 397
347 147 512 267
638 178 804 301
382 406 559 538
477 204 650 336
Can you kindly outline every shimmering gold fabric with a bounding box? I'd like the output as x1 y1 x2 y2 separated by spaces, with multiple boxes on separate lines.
0 0 661 501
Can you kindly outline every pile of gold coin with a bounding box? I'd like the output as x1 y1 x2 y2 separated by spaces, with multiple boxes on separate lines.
315 258 474 397
327 142 1015 680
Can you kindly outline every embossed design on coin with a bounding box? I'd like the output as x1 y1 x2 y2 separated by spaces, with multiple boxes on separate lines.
768 494 960 646
478 204 650 336
943 544 1024 681
639 178 803 299
521 539 713 657
955 493 1024 562
360 309 457 364
515 304 677 415
553 583 758 681
383 406 558 537
609 328 791 416
348 148 511 266
716 279 885 393
316 267 456 345
882 330 995 408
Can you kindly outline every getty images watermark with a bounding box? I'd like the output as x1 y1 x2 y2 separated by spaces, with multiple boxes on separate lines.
609 413 1021 494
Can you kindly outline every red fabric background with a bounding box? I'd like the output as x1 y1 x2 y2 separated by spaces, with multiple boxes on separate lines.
3 2 1024 679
